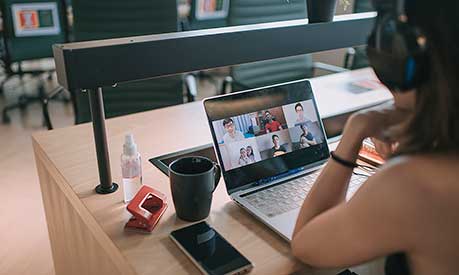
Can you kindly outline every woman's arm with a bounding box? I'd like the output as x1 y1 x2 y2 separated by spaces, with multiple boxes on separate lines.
291 160 416 267
293 103 408 235
292 121 364 237
306 138 318 146
291 103 415 267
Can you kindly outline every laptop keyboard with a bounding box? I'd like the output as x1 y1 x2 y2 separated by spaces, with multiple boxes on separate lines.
243 170 367 218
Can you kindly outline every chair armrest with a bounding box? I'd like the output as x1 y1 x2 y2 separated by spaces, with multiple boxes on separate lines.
219 76 233 95
313 62 349 74
42 86 66 130
184 74 198 102
343 48 357 69
179 18 191 32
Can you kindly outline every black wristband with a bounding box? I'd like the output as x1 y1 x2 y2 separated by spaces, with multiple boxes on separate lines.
330 151 358 168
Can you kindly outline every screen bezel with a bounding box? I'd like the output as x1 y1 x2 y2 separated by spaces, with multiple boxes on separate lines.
203 79 330 195
170 221 253 275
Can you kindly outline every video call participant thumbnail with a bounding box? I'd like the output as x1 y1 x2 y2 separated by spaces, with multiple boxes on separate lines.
294 103 313 126
270 134 287 157
299 125 317 148
264 111 283 133
238 146 255 166
222 118 244 144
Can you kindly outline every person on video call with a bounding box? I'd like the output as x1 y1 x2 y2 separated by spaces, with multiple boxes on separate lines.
299 125 317 148
246 146 256 163
238 147 252 166
291 1 459 274
270 135 287 157
294 103 313 126
222 118 244 144
264 111 283 133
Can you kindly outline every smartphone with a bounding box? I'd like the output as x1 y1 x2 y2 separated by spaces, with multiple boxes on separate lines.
170 221 253 275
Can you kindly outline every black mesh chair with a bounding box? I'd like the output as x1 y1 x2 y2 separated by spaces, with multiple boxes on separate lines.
69 0 195 124
0 0 68 124
220 0 346 94
343 0 374 69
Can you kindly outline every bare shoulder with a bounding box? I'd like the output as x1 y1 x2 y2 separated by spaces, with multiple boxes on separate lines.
379 154 459 195
358 154 459 242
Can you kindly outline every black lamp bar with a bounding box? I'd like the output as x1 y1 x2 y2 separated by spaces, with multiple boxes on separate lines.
53 12 376 90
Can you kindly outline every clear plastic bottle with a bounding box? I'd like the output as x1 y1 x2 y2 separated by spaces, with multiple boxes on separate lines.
121 134 142 203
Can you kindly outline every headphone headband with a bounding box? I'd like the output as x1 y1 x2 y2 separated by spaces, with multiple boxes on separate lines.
367 0 429 91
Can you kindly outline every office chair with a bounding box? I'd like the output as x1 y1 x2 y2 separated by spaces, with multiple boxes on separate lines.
343 0 374 69
220 0 347 94
180 0 230 90
0 0 68 124
66 0 197 124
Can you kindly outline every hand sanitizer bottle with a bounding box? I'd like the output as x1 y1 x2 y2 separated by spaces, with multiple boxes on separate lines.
121 134 142 203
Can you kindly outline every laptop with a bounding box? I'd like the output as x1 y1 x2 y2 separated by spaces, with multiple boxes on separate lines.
203 79 366 241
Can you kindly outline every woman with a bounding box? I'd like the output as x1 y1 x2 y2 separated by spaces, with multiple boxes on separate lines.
291 1 459 275
246 146 256 163
238 147 250 166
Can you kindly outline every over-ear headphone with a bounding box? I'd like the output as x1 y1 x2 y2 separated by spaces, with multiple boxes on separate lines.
367 0 429 91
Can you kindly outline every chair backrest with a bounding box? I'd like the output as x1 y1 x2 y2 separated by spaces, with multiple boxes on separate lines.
228 0 307 26
227 0 313 90
353 0 373 13
71 0 183 123
187 0 229 30
346 0 374 70
72 0 178 41
1 0 67 62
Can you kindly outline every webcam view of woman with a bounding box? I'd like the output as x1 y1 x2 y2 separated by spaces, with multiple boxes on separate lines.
270 135 287 157
222 118 244 144
238 147 251 166
246 146 256 163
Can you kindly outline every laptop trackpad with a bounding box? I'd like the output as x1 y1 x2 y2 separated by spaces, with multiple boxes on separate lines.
268 208 301 241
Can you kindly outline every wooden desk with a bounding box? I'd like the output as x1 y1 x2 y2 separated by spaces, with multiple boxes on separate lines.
33 68 391 275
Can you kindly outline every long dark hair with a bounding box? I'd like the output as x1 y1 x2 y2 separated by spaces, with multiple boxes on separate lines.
397 1 459 155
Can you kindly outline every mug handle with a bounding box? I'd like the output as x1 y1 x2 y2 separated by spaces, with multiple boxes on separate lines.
212 162 221 193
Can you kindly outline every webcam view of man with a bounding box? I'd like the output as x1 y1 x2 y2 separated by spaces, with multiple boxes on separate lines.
294 103 313 126
270 135 287 157
299 125 317 148
264 111 283 133
222 118 245 144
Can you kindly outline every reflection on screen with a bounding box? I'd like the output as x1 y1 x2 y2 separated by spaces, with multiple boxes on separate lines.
212 100 325 171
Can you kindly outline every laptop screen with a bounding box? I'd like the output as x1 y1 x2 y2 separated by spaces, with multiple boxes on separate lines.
204 80 329 193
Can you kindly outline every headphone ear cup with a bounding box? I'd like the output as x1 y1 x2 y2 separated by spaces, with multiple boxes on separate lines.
367 20 429 91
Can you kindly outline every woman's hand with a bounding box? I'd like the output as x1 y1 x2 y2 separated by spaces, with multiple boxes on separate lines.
371 137 397 160
346 103 410 142
335 103 412 161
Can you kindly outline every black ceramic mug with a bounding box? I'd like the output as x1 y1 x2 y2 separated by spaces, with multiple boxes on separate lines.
169 156 221 221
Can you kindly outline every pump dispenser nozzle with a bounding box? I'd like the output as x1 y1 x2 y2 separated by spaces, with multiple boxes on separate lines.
123 134 138 156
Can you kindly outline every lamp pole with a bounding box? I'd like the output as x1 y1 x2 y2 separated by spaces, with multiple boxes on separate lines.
88 87 118 194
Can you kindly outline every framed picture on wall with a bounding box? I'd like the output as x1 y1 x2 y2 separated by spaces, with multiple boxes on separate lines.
12 2 61 37
195 0 230 20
